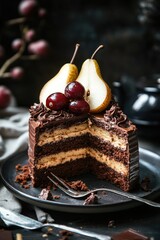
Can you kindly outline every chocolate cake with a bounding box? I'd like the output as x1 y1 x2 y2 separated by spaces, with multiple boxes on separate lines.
28 100 139 192
28 45 139 192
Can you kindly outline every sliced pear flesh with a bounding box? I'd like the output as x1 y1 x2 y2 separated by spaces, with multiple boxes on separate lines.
76 59 111 113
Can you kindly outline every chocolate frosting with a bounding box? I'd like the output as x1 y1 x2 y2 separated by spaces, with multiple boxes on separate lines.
104 101 129 129
29 101 134 133
29 103 88 127
89 101 133 131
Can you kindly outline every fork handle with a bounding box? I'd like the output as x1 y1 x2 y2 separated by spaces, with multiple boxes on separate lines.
92 188 160 208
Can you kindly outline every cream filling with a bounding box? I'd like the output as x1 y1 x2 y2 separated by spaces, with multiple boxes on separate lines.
89 125 127 150
38 124 127 150
88 148 128 175
38 123 88 146
37 148 128 176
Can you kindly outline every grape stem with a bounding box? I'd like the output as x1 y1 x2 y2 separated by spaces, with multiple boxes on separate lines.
6 17 26 26
0 43 25 77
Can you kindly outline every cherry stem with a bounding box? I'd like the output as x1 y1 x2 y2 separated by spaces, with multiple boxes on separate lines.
91 45 104 59
70 43 80 64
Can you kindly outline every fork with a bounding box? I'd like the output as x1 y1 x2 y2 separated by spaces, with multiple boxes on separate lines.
0 207 110 240
48 173 160 208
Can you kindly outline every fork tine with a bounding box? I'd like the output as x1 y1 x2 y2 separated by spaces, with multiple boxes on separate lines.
50 172 71 190
48 173 79 196
47 176 71 195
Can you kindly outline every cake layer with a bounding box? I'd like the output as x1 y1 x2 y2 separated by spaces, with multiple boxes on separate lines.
89 125 128 150
37 123 129 150
35 148 128 176
30 157 137 191
34 135 89 157
33 135 131 164
34 123 133 159
38 123 88 146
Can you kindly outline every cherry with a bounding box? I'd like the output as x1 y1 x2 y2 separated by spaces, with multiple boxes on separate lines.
10 67 24 80
69 99 90 114
46 92 69 111
28 40 49 57
19 0 38 16
65 81 85 99
0 86 11 109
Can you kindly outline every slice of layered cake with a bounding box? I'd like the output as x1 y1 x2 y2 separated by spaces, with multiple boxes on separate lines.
28 45 139 192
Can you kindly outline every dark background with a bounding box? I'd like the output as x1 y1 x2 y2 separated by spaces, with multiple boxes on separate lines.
0 0 159 107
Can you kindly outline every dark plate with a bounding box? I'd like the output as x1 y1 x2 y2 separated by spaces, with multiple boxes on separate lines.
1 148 160 213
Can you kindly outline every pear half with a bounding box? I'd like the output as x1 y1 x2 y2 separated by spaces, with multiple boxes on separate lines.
39 63 78 106
76 59 111 113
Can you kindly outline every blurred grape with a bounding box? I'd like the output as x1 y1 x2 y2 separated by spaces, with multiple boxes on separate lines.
25 29 36 42
10 67 24 80
19 0 38 17
11 39 24 51
0 86 11 109
38 8 47 18
0 0 49 106
28 40 49 57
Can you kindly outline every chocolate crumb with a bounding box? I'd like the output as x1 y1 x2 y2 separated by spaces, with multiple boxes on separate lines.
53 195 60 199
83 192 98 205
15 164 31 188
66 180 89 191
39 188 53 200
140 177 151 192
59 230 73 236
59 230 73 240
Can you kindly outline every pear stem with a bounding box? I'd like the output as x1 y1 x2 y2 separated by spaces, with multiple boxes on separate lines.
91 45 104 59
70 43 80 64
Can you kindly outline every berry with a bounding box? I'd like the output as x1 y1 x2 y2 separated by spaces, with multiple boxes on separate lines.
46 92 69 110
11 39 23 51
69 99 90 114
28 40 49 57
25 29 36 42
10 67 24 80
0 86 11 109
19 0 38 16
65 81 85 99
